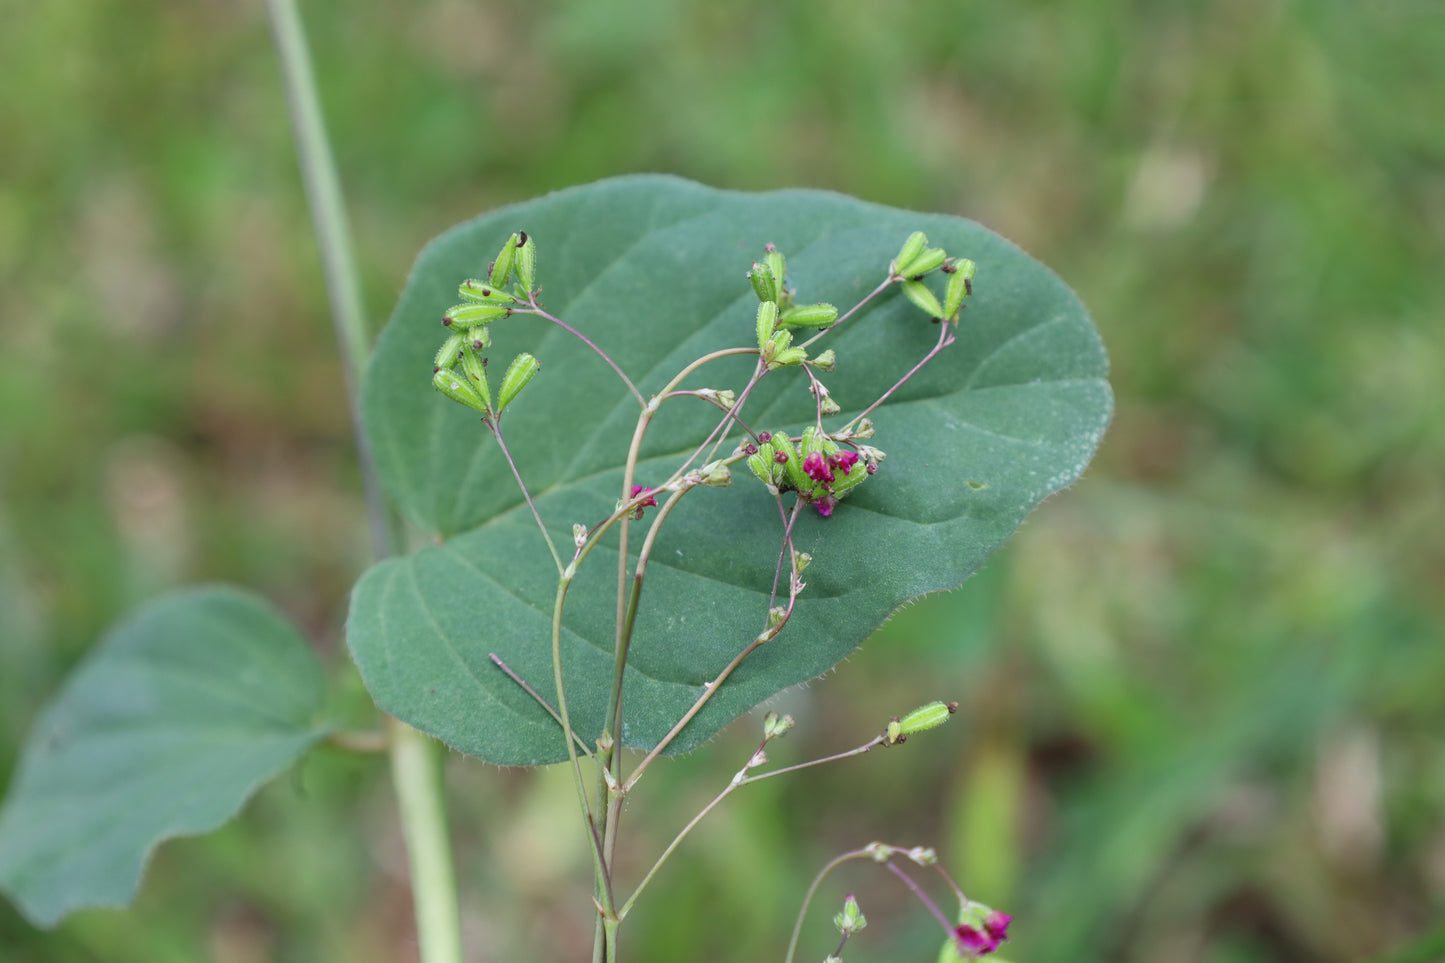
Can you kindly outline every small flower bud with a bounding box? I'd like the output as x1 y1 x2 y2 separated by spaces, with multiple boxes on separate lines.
901 279 944 319
885 717 904 746
852 418 876 440
763 712 795 739
778 302 839 329
712 388 737 409
892 231 928 277
811 349 837 372
864 842 894 861
899 700 954 736
748 747 769 769
460 344 493 411
458 279 517 303
943 258 977 318
756 301 779 350
857 444 885 463
489 233 519 288
906 846 937 866
514 231 537 293
433 333 465 370
596 731 614 754
748 260 779 303
443 302 512 328
495 352 540 415
699 460 732 487
767 606 788 631
432 367 490 413
820 396 841 416
573 523 587 548
901 246 948 278
833 895 867 936
793 551 811 573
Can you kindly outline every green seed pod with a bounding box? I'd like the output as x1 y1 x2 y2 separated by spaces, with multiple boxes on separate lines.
761 327 791 364
749 261 778 303
898 700 956 735
764 247 786 295
515 231 537 293
433 333 465 370
770 347 808 368
833 459 869 496
433 366 490 413
489 233 520 288
465 325 492 351
496 352 540 415
771 431 810 491
444 302 512 329
778 302 839 329
893 231 927 276
460 344 492 411
899 246 947 279
747 448 778 489
756 300 778 350
811 349 836 372
901 280 944 319
459 279 517 303
801 425 827 457
943 258 977 318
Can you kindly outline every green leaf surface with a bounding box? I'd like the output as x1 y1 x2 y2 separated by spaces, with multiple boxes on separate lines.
354 175 1111 765
0 586 326 927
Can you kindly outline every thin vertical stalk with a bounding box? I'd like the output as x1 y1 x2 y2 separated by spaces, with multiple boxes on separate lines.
264 3 461 962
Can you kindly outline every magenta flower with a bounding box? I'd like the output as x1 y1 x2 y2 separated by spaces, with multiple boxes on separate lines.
984 912 1012 944
802 451 834 483
828 450 860 474
813 495 838 517
630 485 657 507
954 925 995 954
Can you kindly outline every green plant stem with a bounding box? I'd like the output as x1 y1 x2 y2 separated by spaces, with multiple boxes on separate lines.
264 0 396 559
785 848 873 963
388 718 463 963
490 421 563 573
264 3 459 961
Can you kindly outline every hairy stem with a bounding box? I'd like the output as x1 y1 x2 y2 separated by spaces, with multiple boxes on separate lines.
491 421 564 573
264 3 457 961
845 321 954 432
785 849 873 963
883 861 959 943
387 719 463 963
524 298 646 409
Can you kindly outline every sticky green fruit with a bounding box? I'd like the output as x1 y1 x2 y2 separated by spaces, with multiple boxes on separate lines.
749 261 778 303
489 233 519 288
515 231 537 293
893 231 927 276
778 303 838 329
433 367 489 413
496 352 540 415
901 280 945 319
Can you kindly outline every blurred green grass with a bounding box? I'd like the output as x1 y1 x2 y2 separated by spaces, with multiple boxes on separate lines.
2 0 1442 960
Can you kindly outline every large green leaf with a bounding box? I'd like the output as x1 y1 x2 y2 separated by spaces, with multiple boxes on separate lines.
0 586 326 927
354 175 1111 765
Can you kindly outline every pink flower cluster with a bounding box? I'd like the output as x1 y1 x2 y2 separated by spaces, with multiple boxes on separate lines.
954 911 1012 957
802 450 860 484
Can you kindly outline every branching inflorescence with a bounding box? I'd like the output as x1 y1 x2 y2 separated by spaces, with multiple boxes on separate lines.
426 229 1007 962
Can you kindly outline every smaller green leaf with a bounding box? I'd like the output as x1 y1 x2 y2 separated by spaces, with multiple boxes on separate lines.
0 586 327 927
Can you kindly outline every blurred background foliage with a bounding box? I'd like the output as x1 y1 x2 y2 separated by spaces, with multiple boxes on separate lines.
2 0 1442 960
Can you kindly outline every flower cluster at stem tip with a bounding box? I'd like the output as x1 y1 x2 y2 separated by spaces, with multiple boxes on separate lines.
429 228 978 526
